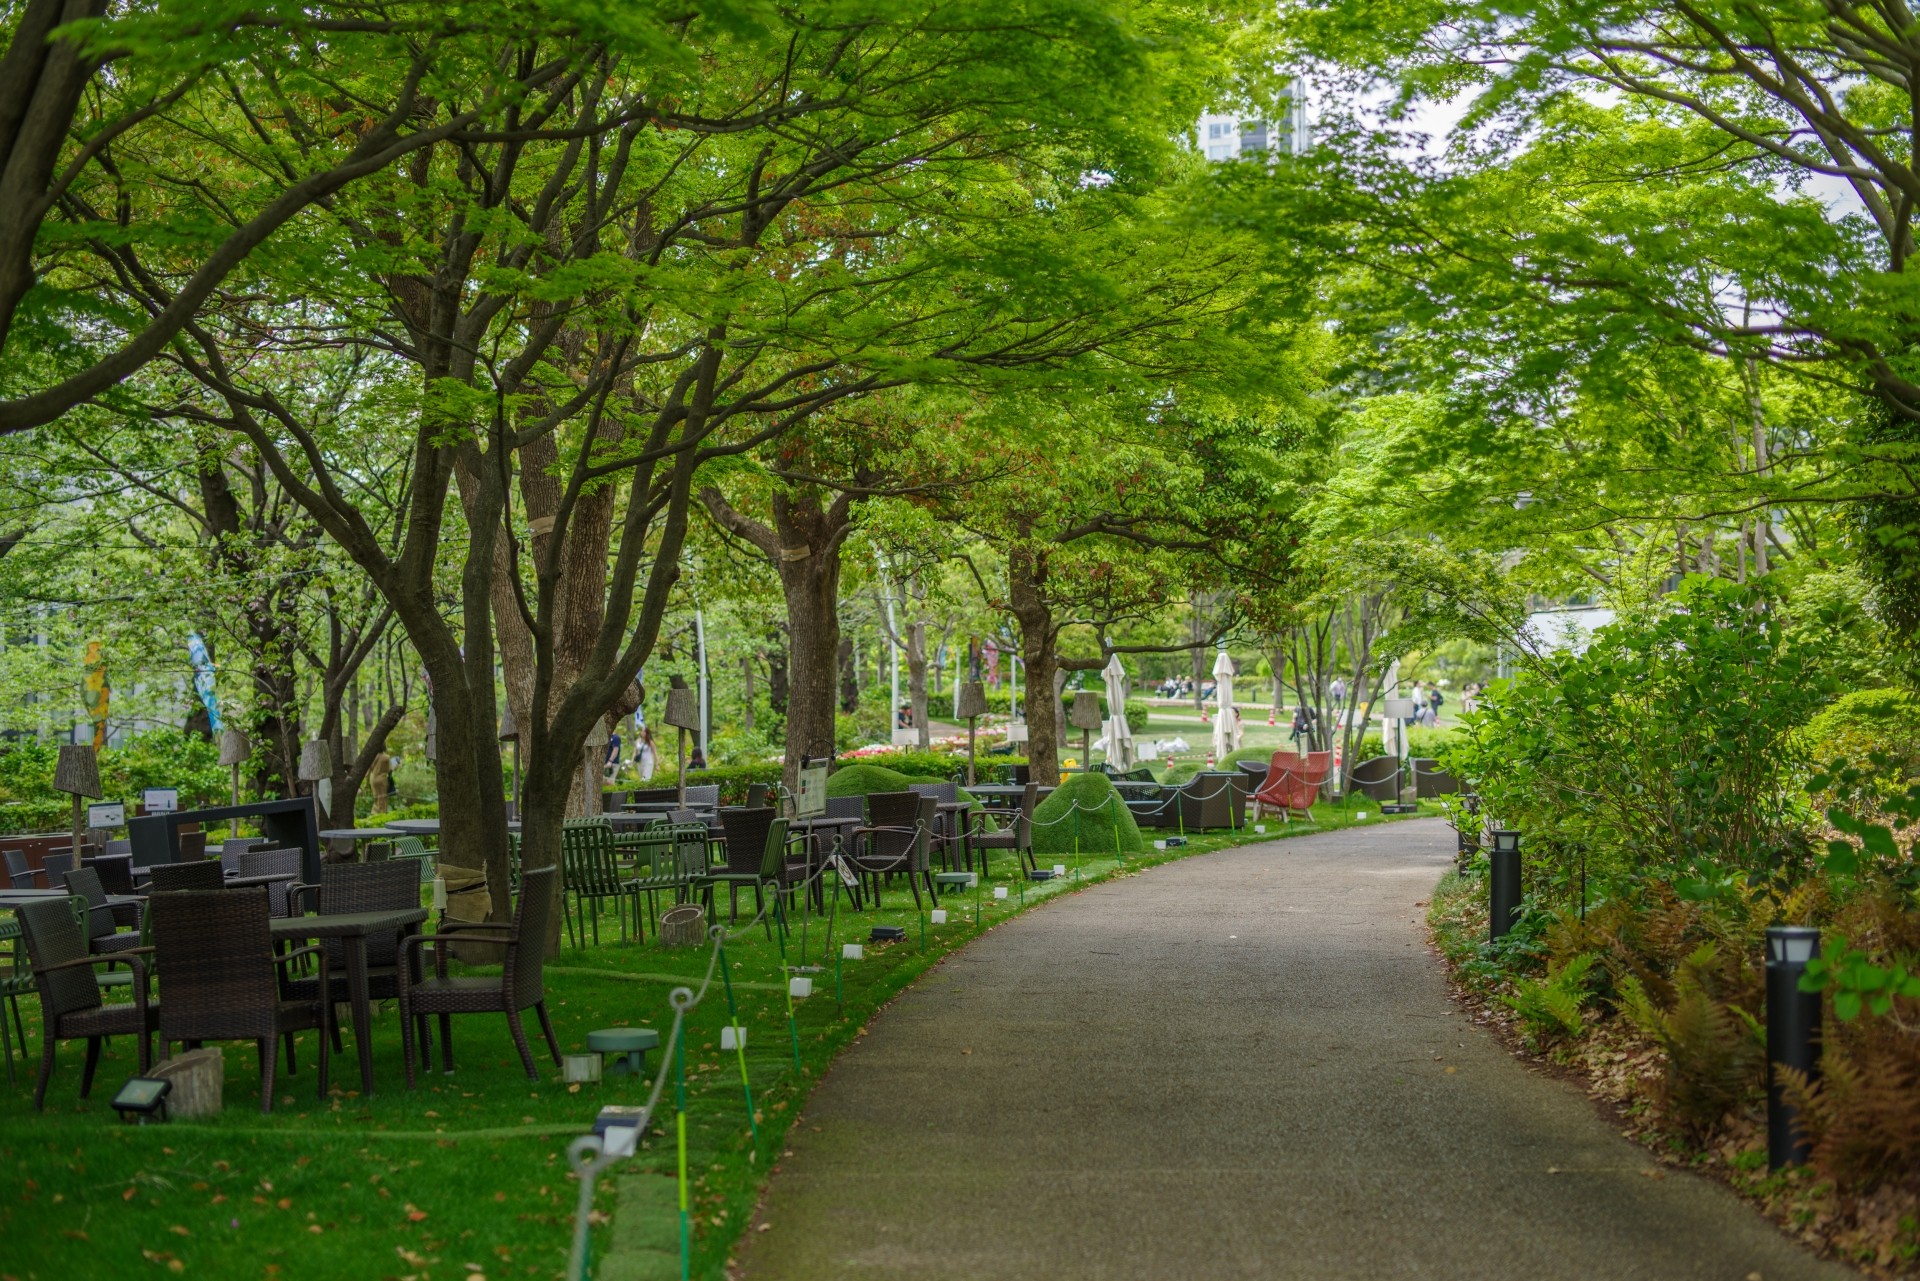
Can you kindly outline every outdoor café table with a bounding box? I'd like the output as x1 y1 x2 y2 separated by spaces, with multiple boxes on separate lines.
319 826 403 860
270 907 427 1096
225 871 296 890
1111 780 1162 799
966 784 1026 809
382 819 441 837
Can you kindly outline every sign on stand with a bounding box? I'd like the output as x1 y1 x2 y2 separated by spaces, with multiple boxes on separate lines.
795 756 829 818
87 802 126 829
141 788 179 814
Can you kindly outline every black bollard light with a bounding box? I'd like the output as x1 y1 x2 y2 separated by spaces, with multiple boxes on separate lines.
1488 828 1522 942
1765 925 1823 1170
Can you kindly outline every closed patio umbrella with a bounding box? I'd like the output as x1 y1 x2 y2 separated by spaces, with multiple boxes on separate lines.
1211 648 1240 762
1101 653 1135 770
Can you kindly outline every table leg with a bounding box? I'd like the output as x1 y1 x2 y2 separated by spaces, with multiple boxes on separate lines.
346 935 376 1095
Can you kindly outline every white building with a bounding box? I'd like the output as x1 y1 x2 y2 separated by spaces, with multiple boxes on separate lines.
1197 84 1310 161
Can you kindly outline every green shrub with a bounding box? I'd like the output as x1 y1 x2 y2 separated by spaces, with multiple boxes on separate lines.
1031 773 1146 856
824 763 921 798
1501 953 1598 1043
837 749 962 778
0 798 68 834
1795 688 1920 779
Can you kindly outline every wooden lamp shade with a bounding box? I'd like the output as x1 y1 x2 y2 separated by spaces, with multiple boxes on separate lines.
55 744 103 798
956 681 989 720
298 740 332 783
1068 691 1104 732
218 729 250 766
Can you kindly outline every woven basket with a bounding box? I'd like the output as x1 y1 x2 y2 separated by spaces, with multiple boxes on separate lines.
659 904 706 950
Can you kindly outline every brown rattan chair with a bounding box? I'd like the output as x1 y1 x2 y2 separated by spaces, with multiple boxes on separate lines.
282 860 425 1049
700 807 777 922
60 866 144 959
968 782 1040 877
238 847 305 916
148 887 330 1113
15 896 156 1110
852 792 938 910
396 865 562 1085
145 860 224 893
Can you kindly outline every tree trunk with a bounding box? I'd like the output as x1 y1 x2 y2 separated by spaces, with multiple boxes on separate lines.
1008 547 1061 784
765 630 788 720
907 620 929 749
741 654 755 732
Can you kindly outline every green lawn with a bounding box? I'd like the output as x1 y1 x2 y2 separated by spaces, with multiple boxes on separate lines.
0 801 1435 1281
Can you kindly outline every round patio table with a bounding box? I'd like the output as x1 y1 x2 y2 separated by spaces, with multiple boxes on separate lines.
382 819 441 836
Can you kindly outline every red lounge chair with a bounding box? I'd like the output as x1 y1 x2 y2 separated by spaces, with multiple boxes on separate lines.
1252 751 1331 820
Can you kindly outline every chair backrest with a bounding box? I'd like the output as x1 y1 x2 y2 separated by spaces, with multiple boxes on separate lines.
718 807 776 876
865 792 931 867
41 851 72 884
561 822 621 895
745 783 770 810
106 838 131 856
16 895 102 1022
824 795 865 821
60 866 114 940
317 860 420 966
1014 783 1042 848
684 784 720 808
627 786 679 805
89 854 134 895
504 865 557 1010
3 849 33 888
239 847 303 916
147 860 224 893
908 781 958 807
150 886 279 1042
220 838 262 877
757 818 791 880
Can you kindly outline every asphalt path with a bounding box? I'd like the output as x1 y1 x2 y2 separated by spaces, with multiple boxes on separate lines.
731 818 1854 1281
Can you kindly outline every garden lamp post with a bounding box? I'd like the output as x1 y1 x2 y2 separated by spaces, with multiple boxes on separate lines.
664 677 699 805
54 743 102 862
219 728 249 807
957 681 988 785
1488 828 1522 942
1765 925 1822 1170
299 740 333 827
499 703 521 818
1068 691 1103 773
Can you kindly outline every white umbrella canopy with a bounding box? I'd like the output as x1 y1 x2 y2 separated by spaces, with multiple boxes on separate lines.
1101 652 1135 770
1211 648 1240 761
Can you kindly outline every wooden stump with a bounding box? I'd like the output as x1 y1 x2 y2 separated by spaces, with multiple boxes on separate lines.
658 904 706 949
152 1048 225 1118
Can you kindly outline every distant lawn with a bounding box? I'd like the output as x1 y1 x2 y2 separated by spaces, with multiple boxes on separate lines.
0 801 1438 1281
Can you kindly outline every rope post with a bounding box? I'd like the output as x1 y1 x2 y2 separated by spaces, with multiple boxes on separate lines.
716 941 758 1148
1110 793 1124 866
835 947 844 1012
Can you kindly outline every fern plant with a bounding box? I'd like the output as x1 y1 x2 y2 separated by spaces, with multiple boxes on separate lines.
1502 952 1598 1042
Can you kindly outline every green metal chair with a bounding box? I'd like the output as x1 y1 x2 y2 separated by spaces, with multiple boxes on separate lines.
561 821 642 947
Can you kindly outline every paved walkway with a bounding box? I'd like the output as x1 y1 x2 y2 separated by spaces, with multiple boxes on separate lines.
733 819 1854 1281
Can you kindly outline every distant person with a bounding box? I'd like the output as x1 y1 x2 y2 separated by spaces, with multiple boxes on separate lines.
689 745 708 771
368 750 393 813
1429 686 1444 723
1290 705 1311 748
637 726 658 781
605 726 622 767
1330 676 1346 707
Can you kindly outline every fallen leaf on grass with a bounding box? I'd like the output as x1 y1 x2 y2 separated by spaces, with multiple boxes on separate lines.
169 1226 190 1236
122 1187 137 1202
60 1230 88 1242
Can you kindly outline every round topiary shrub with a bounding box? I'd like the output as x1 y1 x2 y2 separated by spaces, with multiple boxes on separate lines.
825 763 920 797
1031 772 1146 856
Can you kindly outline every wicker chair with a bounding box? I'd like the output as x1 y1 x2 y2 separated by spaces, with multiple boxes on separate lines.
280 860 423 1053
561 821 642 947
88 854 135 896
15 896 156 1110
3 850 37 889
699 807 777 922
220 838 264 877
907 782 966 870
852 792 938 910
60 866 144 959
397 864 563 1085
148 887 330 1114
697 810 791 927
967 782 1039 877
146 860 224 893
238 847 304 916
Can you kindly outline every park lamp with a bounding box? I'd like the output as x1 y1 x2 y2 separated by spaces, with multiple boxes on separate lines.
54 744 103 861
1490 828 1520 854
1767 926 1820 966
1069 691 1103 772
1764 925 1823 1169
111 1076 172 1125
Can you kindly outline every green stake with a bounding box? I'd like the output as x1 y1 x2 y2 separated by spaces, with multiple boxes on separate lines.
717 944 758 1146
676 1026 689 1281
